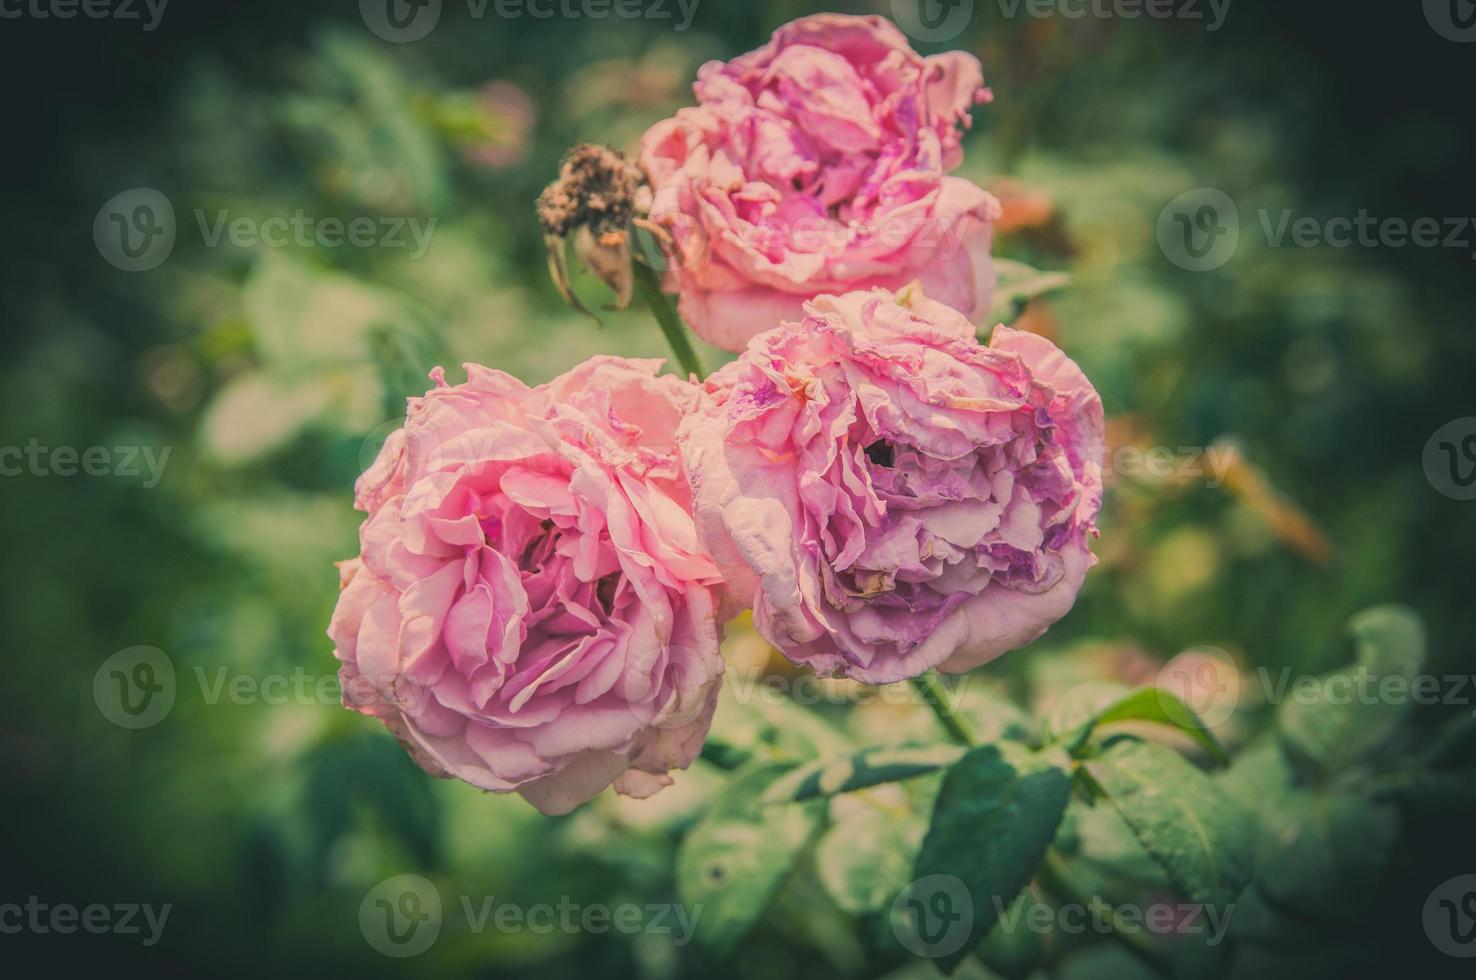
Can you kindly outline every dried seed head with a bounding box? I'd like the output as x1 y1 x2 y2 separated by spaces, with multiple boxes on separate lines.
539 143 652 317
537 143 650 239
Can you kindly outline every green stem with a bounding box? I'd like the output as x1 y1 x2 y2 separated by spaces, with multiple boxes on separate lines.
910 671 975 747
1038 850 1170 975
632 260 703 379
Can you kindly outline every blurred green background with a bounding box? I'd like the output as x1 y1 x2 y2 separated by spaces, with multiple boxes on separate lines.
1 1 1474 977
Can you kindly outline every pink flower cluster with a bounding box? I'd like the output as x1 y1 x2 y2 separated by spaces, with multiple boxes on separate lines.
330 15 1104 813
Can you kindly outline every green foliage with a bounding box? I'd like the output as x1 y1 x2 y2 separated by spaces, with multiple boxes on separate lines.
1083 739 1253 910
7 9 1471 978
1070 687 1229 762
815 794 925 915
912 744 1073 973
1275 604 1425 776
675 761 824 957
761 745 967 805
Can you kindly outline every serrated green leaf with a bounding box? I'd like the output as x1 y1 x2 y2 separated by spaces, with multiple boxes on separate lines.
1083 739 1253 910
910 744 1072 973
676 761 824 957
761 744 966 805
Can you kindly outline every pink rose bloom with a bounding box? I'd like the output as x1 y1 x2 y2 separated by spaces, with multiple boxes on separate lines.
329 357 726 814
640 13 1000 353
679 286 1104 684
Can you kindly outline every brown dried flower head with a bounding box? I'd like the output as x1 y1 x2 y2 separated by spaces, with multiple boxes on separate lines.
538 144 653 316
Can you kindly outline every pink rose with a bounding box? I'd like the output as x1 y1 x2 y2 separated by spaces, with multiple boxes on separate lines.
640 13 1000 352
329 357 726 814
679 286 1103 685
